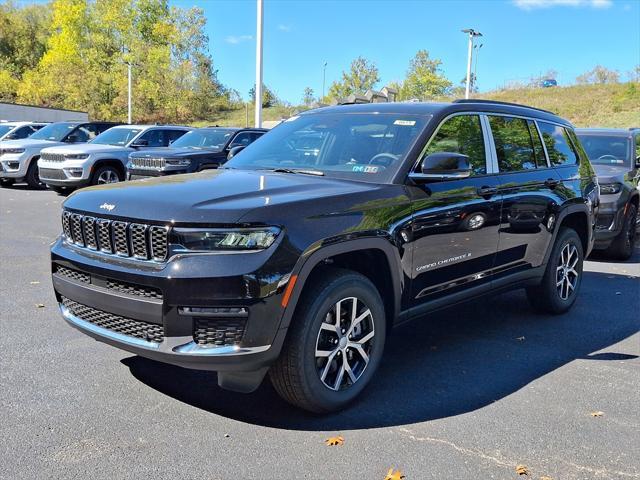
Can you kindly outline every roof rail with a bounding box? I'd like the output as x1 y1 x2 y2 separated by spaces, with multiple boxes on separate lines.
453 98 556 116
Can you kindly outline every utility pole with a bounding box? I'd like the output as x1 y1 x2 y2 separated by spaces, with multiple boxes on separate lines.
127 62 132 124
255 0 264 128
462 29 482 99
322 61 327 102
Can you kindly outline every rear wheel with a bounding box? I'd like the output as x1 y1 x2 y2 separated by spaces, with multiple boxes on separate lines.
526 227 584 314
25 160 45 189
270 268 386 413
605 203 638 261
91 165 122 186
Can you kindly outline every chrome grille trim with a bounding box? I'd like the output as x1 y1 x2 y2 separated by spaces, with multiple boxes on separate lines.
40 152 66 162
130 157 166 170
61 211 169 262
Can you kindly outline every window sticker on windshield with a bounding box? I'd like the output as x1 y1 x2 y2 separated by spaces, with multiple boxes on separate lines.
394 120 416 126
352 165 379 173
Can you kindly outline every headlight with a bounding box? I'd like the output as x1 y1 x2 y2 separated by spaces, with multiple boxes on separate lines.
173 227 280 251
599 183 622 195
1 148 25 155
64 154 89 160
165 158 191 167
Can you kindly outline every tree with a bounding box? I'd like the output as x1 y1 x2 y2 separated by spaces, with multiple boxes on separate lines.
398 50 451 100
627 65 640 83
327 56 379 100
576 65 620 85
302 87 315 106
249 84 278 108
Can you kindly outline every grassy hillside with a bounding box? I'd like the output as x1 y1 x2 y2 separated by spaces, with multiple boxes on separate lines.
191 105 296 128
475 83 640 128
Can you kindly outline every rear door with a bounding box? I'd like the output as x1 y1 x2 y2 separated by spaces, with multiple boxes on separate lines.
407 113 502 308
487 114 561 275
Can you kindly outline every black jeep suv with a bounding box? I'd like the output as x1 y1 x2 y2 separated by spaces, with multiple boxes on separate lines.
576 128 640 260
127 127 267 179
51 101 598 413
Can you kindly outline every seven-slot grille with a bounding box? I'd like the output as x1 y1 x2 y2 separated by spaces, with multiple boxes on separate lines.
40 152 66 162
61 210 169 261
129 157 166 169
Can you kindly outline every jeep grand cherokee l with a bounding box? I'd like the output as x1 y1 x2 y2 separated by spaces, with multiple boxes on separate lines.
0 121 119 188
51 100 598 413
126 127 267 179
38 124 190 193
576 128 639 260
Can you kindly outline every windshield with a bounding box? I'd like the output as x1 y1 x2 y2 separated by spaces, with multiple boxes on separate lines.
29 122 76 141
225 113 429 182
0 125 14 137
92 127 143 146
577 134 630 165
171 129 235 149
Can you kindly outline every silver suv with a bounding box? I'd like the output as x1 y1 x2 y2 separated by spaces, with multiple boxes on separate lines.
0 122 48 142
38 124 191 193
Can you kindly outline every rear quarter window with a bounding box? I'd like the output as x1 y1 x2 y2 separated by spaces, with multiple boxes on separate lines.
537 122 578 167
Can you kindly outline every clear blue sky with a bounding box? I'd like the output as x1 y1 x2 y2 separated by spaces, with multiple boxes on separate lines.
182 0 639 103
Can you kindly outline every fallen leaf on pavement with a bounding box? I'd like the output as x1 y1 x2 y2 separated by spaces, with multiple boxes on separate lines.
516 464 530 476
324 436 344 446
590 411 604 417
35 303 45 308
384 468 405 480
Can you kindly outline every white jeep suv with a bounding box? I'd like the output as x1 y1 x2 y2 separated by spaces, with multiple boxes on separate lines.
38 124 190 193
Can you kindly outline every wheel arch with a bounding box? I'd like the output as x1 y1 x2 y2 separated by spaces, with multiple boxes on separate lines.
91 158 126 180
553 205 591 257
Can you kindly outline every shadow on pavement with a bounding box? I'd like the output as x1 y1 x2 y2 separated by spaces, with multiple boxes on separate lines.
122 270 639 431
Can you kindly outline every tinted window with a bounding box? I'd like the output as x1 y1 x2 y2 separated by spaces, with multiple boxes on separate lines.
92 127 143 146
138 129 166 147
30 122 77 141
171 129 235 149
528 120 547 167
635 134 640 162
424 114 486 175
168 129 188 144
537 122 578 166
229 132 252 148
489 116 537 172
10 126 36 139
0 125 13 137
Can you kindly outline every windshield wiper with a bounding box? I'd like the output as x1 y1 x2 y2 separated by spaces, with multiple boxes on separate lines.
267 167 325 176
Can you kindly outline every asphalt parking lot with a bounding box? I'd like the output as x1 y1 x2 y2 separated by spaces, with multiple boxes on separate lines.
1 185 638 480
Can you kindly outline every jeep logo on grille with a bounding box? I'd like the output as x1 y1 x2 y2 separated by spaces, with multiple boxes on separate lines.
99 202 116 212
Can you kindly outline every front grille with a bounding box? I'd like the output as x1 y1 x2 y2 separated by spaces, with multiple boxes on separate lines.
40 152 66 162
39 168 67 180
62 296 164 343
61 210 169 261
105 279 163 300
129 157 166 170
55 265 90 283
193 317 247 347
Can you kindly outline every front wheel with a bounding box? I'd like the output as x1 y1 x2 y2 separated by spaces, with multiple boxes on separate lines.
605 203 638 261
526 227 584 314
26 160 45 189
270 268 386 413
91 165 122 186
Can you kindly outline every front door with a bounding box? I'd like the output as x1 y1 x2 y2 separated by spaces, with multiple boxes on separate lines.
407 113 502 308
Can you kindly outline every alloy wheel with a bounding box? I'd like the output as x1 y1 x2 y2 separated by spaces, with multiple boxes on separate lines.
314 297 375 391
97 169 119 184
556 243 579 300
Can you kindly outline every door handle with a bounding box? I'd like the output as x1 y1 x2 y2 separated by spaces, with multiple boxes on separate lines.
544 178 560 189
477 186 498 197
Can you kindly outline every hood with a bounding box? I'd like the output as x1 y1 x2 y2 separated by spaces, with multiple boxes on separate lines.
130 147 223 158
593 163 629 182
42 143 129 155
63 168 377 224
0 138 61 150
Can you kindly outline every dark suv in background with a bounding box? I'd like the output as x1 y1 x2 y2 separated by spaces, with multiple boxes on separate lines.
51 100 598 413
576 128 639 259
127 127 267 179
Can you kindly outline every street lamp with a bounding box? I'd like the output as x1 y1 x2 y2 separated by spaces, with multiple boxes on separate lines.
462 28 483 99
255 0 264 128
473 43 483 92
322 61 328 102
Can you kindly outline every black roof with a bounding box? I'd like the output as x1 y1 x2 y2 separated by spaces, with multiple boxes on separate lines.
575 128 633 137
199 126 269 132
305 100 571 126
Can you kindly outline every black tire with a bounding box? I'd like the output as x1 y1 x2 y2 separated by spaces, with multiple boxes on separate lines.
0 178 15 188
25 159 45 189
605 203 638 261
90 165 122 186
270 268 386 413
526 227 584 315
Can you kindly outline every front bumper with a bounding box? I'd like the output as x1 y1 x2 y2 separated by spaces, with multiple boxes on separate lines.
38 159 92 186
593 196 626 248
0 153 30 179
51 236 295 389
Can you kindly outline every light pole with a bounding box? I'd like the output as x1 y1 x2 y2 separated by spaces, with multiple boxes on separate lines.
462 28 482 99
127 61 132 124
255 0 264 128
322 61 327 102
473 43 483 93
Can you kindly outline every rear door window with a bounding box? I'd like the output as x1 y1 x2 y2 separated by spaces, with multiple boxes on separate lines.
537 122 578 166
488 115 537 172
138 129 166 147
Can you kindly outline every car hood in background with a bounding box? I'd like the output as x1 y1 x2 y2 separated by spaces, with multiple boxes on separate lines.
42 143 131 155
592 164 630 182
63 168 377 224
0 139 63 150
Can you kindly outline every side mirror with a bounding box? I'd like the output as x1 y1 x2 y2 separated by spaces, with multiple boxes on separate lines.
66 134 82 143
4 133 17 140
131 139 149 148
227 145 245 160
410 152 472 182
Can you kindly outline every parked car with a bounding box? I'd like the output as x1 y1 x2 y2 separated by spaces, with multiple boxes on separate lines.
127 127 267 180
541 78 558 88
576 128 640 259
0 121 119 188
39 124 191 193
51 100 598 413
0 121 48 141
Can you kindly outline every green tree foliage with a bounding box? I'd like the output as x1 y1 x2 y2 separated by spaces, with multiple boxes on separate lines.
249 84 279 108
397 50 451 100
327 56 380 100
302 87 315 106
5 0 227 122
576 65 620 85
